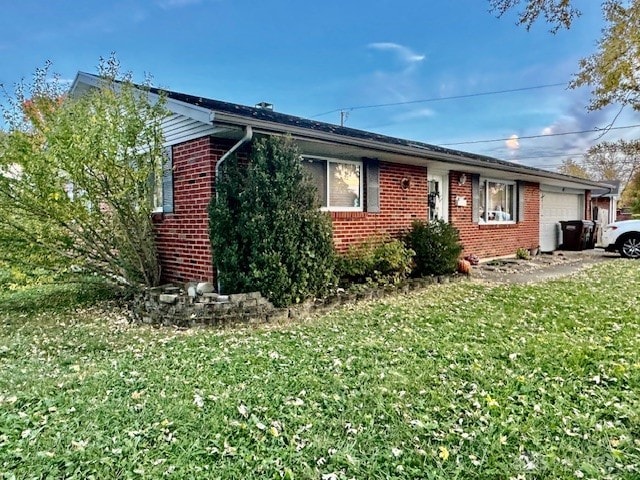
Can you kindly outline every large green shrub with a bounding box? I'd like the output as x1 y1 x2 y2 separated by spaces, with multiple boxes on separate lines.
0 57 166 291
209 136 336 306
405 220 462 276
336 236 414 285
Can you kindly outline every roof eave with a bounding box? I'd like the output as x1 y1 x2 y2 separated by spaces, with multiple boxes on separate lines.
211 111 607 190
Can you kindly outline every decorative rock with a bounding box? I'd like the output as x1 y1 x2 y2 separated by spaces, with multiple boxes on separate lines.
159 294 178 304
216 295 230 303
229 293 248 303
257 297 271 306
196 282 215 295
202 292 219 299
187 286 197 298
240 298 258 308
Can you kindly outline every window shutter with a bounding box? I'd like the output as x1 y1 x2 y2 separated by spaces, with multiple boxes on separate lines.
162 146 174 213
517 181 525 222
471 174 480 223
365 158 380 213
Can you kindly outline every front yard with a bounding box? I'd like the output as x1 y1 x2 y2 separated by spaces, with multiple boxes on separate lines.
1 261 639 479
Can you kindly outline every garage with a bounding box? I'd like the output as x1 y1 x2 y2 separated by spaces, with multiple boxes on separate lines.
539 188 584 252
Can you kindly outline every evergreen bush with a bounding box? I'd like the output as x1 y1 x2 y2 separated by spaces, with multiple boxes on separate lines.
405 220 463 276
209 136 336 306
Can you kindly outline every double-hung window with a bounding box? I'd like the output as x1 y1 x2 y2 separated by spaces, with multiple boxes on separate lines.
303 156 363 211
479 178 516 223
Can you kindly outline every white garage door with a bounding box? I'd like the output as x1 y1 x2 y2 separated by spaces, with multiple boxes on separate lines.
540 191 582 252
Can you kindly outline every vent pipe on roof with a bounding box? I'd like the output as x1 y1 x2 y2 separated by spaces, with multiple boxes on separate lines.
215 125 253 294
255 101 273 110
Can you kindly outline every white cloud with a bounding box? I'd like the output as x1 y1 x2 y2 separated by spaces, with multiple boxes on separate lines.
505 134 520 150
368 42 425 65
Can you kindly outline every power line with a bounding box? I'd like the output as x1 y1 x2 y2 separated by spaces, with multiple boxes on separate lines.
513 152 588 161
310 82 567 118
439 123 640 146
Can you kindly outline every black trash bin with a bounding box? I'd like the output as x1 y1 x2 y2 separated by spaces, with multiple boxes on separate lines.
582 220 595 249
560 220 595 250
589 222 601 249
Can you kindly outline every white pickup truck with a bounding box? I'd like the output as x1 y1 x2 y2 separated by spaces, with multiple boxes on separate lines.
601 219 640 259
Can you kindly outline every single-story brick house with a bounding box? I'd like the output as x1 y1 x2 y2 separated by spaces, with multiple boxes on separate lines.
71 73 610 284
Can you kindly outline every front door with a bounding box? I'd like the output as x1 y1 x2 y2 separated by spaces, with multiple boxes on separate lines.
428 173 448 222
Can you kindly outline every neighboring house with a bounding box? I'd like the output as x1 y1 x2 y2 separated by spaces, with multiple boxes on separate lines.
591 180 620 226
71 73 609 284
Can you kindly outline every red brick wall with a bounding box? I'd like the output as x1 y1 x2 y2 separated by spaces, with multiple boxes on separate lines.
449 171 540 259
153 137 250 284
592 197 610 212
153 137 553 281
331 162 428 251
592 196 613 223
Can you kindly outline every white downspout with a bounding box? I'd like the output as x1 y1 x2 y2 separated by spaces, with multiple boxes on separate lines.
215 125 253 293
216 125 253 201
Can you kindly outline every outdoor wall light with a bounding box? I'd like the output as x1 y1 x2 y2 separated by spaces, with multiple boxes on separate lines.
459 173 467 185
401 177 411 190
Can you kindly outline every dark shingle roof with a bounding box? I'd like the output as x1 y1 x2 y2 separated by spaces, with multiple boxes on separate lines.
75 72 609 189
151 85 606 184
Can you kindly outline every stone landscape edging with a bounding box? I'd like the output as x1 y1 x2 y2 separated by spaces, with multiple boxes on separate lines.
132 274 468 328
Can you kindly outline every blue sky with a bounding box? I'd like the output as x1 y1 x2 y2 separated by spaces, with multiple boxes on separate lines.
2 0 638 171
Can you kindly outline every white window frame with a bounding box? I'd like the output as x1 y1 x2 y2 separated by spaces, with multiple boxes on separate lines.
480 177 516 224
303 156 364 212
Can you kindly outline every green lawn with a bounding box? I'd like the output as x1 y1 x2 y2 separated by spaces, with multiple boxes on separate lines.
1 262 639 479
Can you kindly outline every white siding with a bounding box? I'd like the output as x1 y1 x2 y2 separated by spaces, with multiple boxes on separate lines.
162 113 219 146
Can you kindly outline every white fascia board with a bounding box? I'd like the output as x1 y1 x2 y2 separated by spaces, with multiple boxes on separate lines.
540 184 588 195
212 111 608 191
70 72 215 125
165 98 215 124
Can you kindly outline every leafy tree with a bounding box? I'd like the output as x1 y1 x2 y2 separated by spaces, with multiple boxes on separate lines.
491 1 640 111
209 136 336 306
624 170 640 213
571 1 640 112
492 1 640 203
558 141 640 205
489 0 581 33
585 140 640 184
558 141 639 182
557 158 591 179
0 56 168 291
